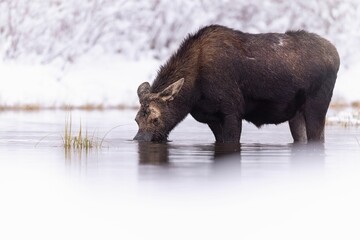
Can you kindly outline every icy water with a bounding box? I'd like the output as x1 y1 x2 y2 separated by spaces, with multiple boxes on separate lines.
1 110 360 240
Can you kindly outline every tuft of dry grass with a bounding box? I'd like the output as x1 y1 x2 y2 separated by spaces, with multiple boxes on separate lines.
355 137 360 146
329 101 360 111
63 114 101 150
351 101 360 109
330 101 349 110
326 109 360 128
61 104 105 111
0 104 42 111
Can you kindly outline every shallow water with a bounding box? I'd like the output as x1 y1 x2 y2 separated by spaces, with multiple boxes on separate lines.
0 110 360 240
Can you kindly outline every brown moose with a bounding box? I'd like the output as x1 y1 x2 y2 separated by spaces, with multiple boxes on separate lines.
134 25 340 143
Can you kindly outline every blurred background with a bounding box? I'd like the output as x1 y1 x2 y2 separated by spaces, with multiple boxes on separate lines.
0 0 359 108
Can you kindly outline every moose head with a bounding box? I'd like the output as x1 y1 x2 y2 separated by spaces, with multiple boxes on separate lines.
134 78 184 142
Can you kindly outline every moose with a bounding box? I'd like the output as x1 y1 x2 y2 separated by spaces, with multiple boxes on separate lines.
134 25 340 143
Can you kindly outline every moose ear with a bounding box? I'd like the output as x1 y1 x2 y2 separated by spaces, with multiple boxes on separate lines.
158 78 184 102
137 82 150 101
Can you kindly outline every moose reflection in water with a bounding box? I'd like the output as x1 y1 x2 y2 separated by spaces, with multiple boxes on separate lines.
136 142 324 168
137 142 170 165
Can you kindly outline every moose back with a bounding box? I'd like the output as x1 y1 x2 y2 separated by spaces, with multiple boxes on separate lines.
134 25 340 143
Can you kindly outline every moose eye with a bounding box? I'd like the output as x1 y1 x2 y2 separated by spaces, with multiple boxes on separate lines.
141 109 149 117
153 118 160 126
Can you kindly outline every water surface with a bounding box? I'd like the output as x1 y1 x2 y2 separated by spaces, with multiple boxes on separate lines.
0 110 359 240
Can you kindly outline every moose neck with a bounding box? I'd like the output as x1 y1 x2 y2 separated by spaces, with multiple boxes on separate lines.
164 97 192 135
151 34 202 137
151 32 200 98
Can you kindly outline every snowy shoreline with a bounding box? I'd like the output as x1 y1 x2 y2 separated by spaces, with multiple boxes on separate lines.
1 57 359 128
0 56 160 109
326 108 360 127
1 0 359 114
1 55 359 107
1 54 359 128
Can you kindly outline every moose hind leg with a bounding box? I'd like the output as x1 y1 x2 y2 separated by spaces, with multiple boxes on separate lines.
304 110 326 142
289 111 307 143
304 97 329 142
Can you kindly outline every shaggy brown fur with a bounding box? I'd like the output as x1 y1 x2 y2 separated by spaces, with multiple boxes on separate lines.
134 25 340 143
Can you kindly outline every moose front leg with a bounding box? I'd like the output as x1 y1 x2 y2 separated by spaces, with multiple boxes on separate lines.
208 122 223 142
289 111 307 143
208 115 241 143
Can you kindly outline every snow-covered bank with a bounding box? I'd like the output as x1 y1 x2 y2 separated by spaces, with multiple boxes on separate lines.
327 109 360 127
1 54 360 128
1 1 359 110
0 56 159 108
335 63 360 103
1 55 359 109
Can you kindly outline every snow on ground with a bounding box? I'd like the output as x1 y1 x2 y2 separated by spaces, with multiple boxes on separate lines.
0 55 159 108
327 109 360 127
0 1 359 112
335 63 360 103
1 54 360 126
1 54 359 108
